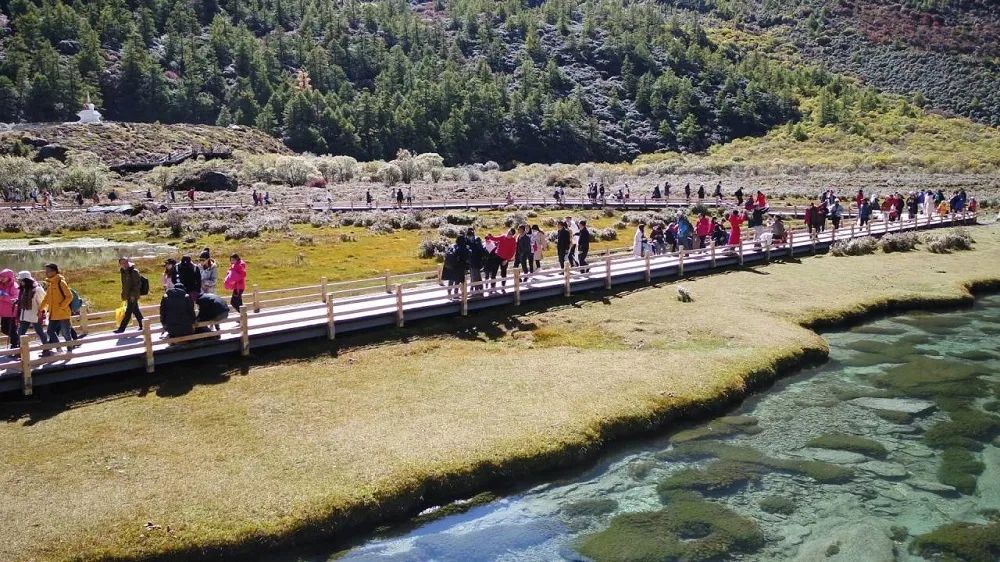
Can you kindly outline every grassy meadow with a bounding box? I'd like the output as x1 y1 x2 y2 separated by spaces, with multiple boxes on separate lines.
1 223 998 562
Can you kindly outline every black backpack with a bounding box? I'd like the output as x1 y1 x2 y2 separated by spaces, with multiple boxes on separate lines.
139 273 150 296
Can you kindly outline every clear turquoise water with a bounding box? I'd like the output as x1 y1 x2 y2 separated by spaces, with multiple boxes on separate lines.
287 294 1000 562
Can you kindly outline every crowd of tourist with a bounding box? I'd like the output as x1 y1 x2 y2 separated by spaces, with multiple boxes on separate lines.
0 250 249 354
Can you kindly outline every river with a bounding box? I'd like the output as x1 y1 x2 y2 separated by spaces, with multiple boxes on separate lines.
282 294 1000 561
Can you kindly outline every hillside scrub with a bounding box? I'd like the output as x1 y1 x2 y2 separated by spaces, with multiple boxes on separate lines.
1 224 999 562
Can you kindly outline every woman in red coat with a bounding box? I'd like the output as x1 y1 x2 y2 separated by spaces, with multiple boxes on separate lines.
727 210 745 246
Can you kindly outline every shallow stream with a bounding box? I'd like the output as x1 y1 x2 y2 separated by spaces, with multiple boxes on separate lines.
0 238 175 272
291 294 1000 561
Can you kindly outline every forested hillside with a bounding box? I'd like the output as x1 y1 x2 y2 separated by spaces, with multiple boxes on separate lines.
0 0 995 165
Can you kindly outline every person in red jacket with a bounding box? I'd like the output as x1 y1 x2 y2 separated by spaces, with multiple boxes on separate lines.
224 254 247 311
494 228 517 288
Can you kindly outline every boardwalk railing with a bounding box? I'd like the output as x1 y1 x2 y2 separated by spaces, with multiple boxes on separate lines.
0 211 976 395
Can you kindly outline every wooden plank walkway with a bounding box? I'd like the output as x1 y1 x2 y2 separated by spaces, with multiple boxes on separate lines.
1 196 845 218
0 212 975 395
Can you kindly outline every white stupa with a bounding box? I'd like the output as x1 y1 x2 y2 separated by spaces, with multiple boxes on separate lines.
76 93 102 124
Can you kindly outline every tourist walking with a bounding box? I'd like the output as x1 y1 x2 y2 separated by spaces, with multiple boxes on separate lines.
466 228 485 294
441 234 467 297
515 225 534 275
734 187 744 206
633 223 647 257
748 205 766 247
15 271 45 349
727 210 745 248
177 256 202 302
162 258 178 292
577 220 591 272
531 225 548 270
224 254 247 311
677 214 694 250
830 199 843 230
495 228 516 287
0 269 18 349
695 213 711 249
199 250 218 295
114 258 145 334
556 221 571 268
483 235 502 292
40 263 73 353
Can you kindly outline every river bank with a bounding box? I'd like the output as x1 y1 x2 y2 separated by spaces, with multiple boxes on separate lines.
0 224 998 562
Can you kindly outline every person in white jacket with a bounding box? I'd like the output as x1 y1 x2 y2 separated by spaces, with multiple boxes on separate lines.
633 223 647 257
199 250 218 295
531 225 549 270
15 271 46 345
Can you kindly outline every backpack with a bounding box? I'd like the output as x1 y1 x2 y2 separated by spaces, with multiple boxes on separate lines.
443 245 460 270
70 288 83 315
139 274 150 296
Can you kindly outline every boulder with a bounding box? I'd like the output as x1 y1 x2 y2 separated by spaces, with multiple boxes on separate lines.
794 518 895 562
56 39 80 55
907 479 959 496
859 461 909 479
849 397 936 415
33 143 69 163
169 169 237 192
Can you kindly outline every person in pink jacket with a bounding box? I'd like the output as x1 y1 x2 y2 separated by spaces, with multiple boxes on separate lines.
694 213 712 248
224 254 247 311
0 269 19 349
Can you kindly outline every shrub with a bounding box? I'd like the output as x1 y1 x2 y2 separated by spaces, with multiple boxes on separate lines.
60 165 105 197
599 227 619 241
315 155 358 182
483 160 500 171
380 163 402 187
338 233 357 242
368 223 394 235
418 238 449 259
690 203 710 215
224 225 260 240
830 236 878 256
309 214 331 228
391 149 420 183
430 167 443 183
444 213 476 225
926 230 974 253
504 212 527 228
466 167 482 181
880 232 919 253
438 224 464 238
164 210 184 237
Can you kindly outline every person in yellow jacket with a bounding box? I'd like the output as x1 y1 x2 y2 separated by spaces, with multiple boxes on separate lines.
40 263 73 354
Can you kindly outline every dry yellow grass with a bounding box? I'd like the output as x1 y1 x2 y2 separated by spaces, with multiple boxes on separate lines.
1 224 999 561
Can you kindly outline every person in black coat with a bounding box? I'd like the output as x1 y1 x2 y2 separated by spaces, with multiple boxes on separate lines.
556 221 571 268
196 293 229 332
515 225 533 274
176 256 202 301
465 228 485 294
160 282 195 339
577 220 591 272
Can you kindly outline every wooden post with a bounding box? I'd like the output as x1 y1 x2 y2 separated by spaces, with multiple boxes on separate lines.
239 308 250 356
811 233 817 254
867 220 872 236
739 242 745 265
884 219 889 234
788 232 794 257
678 249 685 276
20 334 31 396
850 225 855 239
252 284 260 313
710 241 716 267
604 255 612 289
395 284 404 327
80 304 89 335
644 254 651 283
513 267 521 306
142 321 154 374
320 276 328 303
326 297 336 340
765 242 771 263
460 278 468 316
563 262 571 296
384 269 391 293
437 265 444 286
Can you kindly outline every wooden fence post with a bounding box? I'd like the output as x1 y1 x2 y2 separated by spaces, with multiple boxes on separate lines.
80 304 89 335
395 284 404 327
252 284 260 313
644 254 651 283
460 278 468 316
850 225 855 239
513 267 521 306
739 242 745 266
240 308 250 356
867 220 872 236
20 334 32 396
765 242 771 263
604 255 612 289
142 321 154 374
811 233 817 254
678 249 685 276
563 262 571 296
710 241 716 267
320 276 328 303
788 232 794 257
326 298 335 340
437 265 444 286
384 269 391 293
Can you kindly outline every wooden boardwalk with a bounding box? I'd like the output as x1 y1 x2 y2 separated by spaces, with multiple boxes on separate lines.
0 212 975 395
2 195 843 218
